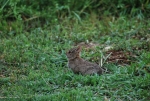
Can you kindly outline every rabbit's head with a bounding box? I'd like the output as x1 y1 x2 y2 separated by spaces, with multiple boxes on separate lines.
66 46 82 60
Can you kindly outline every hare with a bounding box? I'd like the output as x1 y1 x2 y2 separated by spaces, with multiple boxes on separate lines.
66 46 103 75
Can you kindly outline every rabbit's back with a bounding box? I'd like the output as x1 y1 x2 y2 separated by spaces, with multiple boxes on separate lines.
81 60 103 75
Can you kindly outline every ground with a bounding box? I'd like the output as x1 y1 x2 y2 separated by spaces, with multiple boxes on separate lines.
0 16 150 101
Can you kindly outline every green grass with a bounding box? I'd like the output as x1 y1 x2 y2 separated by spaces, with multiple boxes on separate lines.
0 16 150 101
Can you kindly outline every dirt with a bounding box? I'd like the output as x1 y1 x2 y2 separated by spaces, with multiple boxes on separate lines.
106 50 136 65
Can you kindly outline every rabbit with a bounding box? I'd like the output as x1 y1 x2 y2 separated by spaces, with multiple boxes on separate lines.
66 46 103 75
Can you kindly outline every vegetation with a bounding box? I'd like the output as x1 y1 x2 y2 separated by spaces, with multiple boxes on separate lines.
0 0 150 101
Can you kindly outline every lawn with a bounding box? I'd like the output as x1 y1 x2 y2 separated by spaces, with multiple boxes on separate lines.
0 1 150 99
1 15 150 101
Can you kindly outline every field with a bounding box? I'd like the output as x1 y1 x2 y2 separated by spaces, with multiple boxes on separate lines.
0 0 150 101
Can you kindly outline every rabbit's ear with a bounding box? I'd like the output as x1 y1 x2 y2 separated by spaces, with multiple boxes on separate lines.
76 46 82 52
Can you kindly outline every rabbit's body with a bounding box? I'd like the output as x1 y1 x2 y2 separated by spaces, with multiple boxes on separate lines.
66 46 103 75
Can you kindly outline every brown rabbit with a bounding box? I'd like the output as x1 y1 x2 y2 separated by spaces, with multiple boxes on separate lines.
66 46 103 75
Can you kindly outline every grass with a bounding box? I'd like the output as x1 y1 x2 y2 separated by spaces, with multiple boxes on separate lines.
0 15 150 101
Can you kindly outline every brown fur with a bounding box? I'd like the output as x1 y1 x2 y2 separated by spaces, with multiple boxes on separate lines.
66 46 103 75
